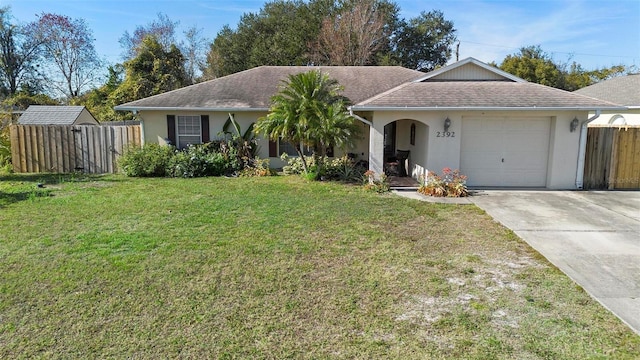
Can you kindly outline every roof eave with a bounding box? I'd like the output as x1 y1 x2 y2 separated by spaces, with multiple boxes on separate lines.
114 106 270 112
349 105 627 112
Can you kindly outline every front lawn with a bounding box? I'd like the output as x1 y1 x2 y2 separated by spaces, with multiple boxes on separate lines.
0 174 638 358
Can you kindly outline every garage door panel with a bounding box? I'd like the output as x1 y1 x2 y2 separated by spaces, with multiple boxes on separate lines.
467 171 503 185
461 117 550 187
463 150 502 164
464 137 502 152
465 118 503 131
505 160 547 172
505 150 548 168
502 170 546 187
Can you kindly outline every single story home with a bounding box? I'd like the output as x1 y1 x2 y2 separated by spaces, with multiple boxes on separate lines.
574 74 640 126
18 105 99 126
114 57 622 189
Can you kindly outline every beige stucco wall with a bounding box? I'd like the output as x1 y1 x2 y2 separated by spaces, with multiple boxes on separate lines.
366 110 588 189
135 108 589 188
136 110 370 169
138 110 266 146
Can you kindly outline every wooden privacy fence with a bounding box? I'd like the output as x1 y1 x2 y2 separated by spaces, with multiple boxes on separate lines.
583 126 640 189
10 124 141 174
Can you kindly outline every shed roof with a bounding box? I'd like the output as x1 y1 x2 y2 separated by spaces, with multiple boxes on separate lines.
574 75 640 107
114 66 425 111
18 106 96 125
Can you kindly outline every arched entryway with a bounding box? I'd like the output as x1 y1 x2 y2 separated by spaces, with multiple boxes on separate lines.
383 119 429 182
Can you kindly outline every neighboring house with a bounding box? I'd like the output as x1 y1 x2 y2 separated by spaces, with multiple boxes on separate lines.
115 57 621 189
18 106 99 126
574 74 640 126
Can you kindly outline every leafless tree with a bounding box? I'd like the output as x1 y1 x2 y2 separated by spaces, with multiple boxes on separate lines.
31 13 102 99
119 13 179 60
0 7 44 96
181 26 209 84
311 0 386 66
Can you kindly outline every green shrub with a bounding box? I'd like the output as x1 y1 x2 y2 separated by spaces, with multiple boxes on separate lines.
362 170 390 193
119 141 267 178
118 144 175 177
282 154 365 182
239 157 276 177
207 140 243 172
0 128 11 169
281 153 307 175
304 165 320 181
323 156 366 182
167 145 230 178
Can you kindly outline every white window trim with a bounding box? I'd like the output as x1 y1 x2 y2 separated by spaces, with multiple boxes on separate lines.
176 115 202 149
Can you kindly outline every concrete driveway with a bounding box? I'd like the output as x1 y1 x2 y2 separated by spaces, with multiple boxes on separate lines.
470 190 640 334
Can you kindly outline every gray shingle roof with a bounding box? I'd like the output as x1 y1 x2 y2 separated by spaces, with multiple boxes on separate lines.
114 59 625 112
352 81 622 110
574 75 640 106
115 66 426 110
18 106 90 125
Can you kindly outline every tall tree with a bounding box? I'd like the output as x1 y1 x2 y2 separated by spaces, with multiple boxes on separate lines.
392 10 456 71
206 0 457 75
119 13 179 60
311 0 393 66
562 62 630 91
499 45 563 88
111 36 188 105
205 25 247 78
72 64 130 122
497 46 632 91
206 0 336 76
0 7 43 96
181 26 208 84
31 13 101 99
255 70 358 173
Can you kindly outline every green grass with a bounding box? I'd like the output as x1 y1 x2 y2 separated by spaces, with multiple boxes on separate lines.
1 173 639 359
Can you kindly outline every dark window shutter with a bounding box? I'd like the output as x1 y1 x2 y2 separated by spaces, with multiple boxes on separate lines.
269 140 277 157
167 115 176 145
201 115 210 143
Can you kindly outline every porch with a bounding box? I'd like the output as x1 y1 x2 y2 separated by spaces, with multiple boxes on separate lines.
388 175 420 190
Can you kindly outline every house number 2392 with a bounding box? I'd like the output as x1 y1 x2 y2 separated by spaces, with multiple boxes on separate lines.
436 131 455 138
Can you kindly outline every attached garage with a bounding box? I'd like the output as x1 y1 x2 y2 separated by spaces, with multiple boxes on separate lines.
349 58 622 189
461 117 551 187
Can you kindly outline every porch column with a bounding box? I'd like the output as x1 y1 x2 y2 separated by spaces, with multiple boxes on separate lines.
369 121 384 175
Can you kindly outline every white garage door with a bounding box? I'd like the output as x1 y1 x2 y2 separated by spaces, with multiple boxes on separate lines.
461 117 551 187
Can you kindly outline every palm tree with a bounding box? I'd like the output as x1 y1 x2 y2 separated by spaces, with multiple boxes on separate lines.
313 101 360 157
255 70 359 174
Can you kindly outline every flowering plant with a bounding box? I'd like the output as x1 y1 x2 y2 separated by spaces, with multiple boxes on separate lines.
362 170 390 193
418 167 469 197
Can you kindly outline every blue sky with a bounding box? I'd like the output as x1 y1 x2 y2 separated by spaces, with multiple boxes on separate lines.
2 0 639 71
